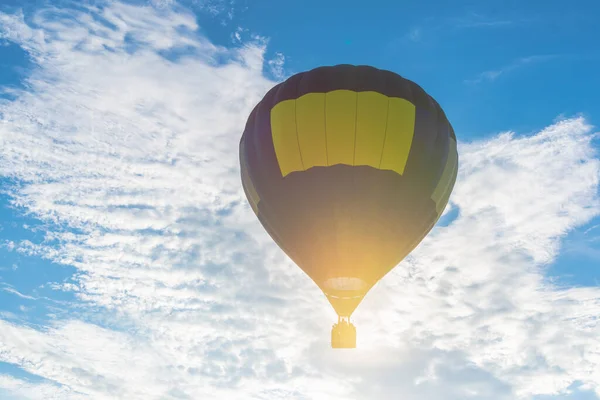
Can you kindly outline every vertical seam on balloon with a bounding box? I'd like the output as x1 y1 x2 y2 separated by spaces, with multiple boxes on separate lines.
352 91 358 165
404 81 415 177
295 75 305 170
438 146 458 211
428 106 443 192
324 92 329 166
428 98 440 174
378 96 391 168
350 79 359 302
351 90 358 298
294 101 305 170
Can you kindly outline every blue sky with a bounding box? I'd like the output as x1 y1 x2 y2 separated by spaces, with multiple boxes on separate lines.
198 0 600 134
0 0 599 399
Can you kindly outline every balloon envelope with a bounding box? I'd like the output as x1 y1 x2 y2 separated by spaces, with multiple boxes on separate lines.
240 64 458 317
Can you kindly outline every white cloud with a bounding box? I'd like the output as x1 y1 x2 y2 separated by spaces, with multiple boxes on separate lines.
267 51 286 80
0 374 86 400
0 2 599 400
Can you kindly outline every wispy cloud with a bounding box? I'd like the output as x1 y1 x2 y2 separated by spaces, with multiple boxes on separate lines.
1 285 37 300
406 27 423 42
457 19 513 28
451 12 519 29
465 55 559 84
0 2 599 400
401 12 525 43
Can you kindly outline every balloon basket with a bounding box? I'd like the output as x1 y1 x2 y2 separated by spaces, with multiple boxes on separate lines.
331 317 356 348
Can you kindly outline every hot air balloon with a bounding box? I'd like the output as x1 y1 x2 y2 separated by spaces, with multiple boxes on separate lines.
239 64 458 348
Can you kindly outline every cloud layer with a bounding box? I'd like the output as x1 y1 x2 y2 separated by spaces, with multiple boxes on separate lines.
0 2 599 399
